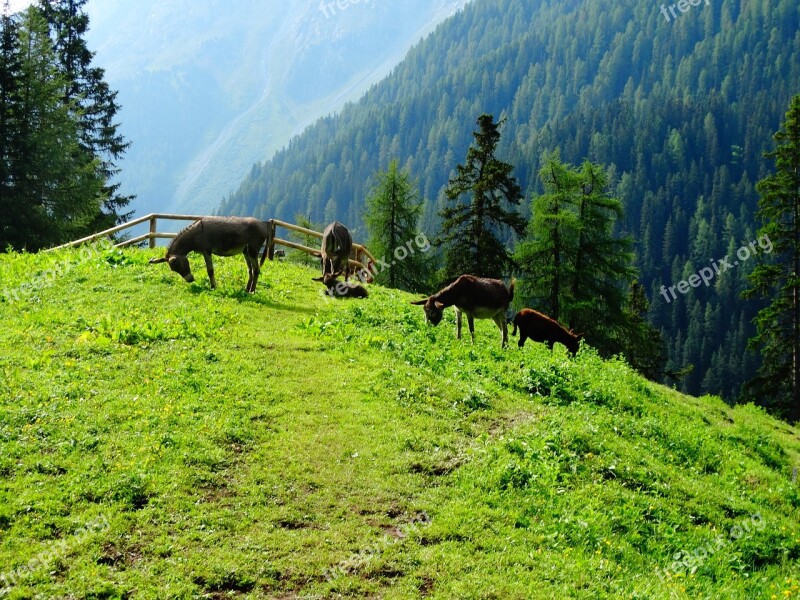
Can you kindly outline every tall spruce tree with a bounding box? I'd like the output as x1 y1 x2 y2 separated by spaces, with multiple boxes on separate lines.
568 161 637 353
742 94 800 422
0 1 23 242
516 155 662 372
2 6 102 249
437 114 526 280
623 280 666 380
365 160 432 292
515 153 580 322
38 0 131 228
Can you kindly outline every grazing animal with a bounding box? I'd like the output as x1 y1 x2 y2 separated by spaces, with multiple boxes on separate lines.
149 216 270 293
313 273 369 298
511 308 582 355
319 221 352 281
411 275 515 347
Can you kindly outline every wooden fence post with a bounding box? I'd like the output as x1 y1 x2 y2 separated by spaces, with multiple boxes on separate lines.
149 215 157 249
267 220 277 260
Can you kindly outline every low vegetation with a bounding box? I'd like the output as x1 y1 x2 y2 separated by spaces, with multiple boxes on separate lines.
0 245 798 599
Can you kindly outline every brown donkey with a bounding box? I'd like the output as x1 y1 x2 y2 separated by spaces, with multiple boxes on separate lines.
149 216 270 293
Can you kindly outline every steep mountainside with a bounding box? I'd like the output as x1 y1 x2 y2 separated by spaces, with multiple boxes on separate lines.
84 0 470 216
219 0 800 402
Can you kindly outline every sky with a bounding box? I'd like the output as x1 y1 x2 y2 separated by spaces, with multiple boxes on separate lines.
7 0 33 12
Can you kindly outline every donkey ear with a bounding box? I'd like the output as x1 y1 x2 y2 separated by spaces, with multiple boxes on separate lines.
434 301 445 309
149 257 167 264
312 276 324 282
410 298 428 305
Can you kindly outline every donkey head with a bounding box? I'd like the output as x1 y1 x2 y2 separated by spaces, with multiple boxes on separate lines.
312 271 341 287
410 297 445 326
149 255 194 283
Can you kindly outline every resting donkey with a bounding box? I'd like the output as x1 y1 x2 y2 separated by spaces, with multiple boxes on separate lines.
149 216 270 293
314 272 369 299
411 275 515 347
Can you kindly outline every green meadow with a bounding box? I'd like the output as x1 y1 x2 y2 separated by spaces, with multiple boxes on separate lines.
0 244 798 599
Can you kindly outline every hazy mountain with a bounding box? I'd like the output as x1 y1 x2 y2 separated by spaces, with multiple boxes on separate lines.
84 0 470 217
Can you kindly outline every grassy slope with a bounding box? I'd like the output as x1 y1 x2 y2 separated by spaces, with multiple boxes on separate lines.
0 245 798 599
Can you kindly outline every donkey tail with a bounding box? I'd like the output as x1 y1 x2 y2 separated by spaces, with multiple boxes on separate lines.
507 278 516 303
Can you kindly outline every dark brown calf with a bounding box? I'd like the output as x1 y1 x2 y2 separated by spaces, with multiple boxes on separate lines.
411 275 515 347
511 308 581 355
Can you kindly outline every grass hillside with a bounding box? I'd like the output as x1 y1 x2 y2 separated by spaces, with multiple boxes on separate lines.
0 244 798 599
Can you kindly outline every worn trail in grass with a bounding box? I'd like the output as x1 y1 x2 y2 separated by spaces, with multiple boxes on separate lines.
0 245 798 599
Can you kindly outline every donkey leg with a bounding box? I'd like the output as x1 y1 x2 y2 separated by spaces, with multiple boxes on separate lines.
494 314 508 348
203 253 216 289
243 252 254 293
248 252 260 294
467 314 475 344
455 308 462 340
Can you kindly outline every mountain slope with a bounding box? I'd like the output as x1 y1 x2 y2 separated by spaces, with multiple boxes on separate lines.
85 0 470 217
0 247 798 597
218 0 800 403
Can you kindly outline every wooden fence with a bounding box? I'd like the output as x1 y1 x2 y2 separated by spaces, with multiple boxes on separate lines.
47 213 377 276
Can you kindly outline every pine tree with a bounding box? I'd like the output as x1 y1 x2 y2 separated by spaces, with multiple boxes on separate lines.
365 160 432 292
437 114 526 280
515 153 579 321
742 94 800 422
567 160 637 351
516 155 662 373
0 1 23 242
622 280 666 380
38 0 131 228
1 6 102 249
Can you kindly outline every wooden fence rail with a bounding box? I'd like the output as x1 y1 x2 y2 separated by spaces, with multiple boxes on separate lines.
47 213 202 251
46 214 378 277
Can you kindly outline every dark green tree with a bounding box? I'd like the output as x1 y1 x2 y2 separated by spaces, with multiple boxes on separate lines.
0 1 23 240
517 156 662 372
622 281 666 380
38 0 131 227
437 114 526 280
0 6 102 250
568 161 637 353
365 160 432 292
515 153 580 321
742 94 800 422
